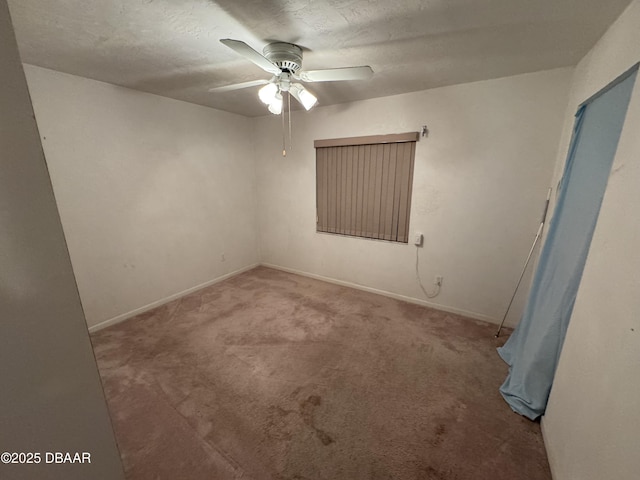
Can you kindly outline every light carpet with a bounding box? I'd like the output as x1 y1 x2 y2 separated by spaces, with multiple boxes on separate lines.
91 266 550 480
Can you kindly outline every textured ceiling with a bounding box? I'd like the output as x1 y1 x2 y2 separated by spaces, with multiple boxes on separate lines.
8 0 632 117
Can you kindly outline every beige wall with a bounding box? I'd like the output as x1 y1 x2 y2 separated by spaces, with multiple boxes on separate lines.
542 1 640 479
24 66 574 331
254 68 572 326
24 65 260 329
0 2 124 478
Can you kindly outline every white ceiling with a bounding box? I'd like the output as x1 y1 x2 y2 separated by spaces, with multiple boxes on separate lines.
8 0 632 117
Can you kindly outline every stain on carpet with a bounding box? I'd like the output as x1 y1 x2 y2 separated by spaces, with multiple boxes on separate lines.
91 266 550 480
432 424 447 446
299 395 334 446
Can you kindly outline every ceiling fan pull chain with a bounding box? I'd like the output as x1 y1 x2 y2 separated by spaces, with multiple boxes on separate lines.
288 92 292 153
281 95 286 157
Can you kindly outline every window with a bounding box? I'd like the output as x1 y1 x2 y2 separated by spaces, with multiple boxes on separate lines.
315 132 418 243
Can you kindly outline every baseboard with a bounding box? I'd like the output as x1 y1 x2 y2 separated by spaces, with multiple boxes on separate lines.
89 262 499 333
540 417 558 479
260 263 498 325
88 263 260 333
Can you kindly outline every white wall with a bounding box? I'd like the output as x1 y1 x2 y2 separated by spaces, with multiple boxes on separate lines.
24 65 259 329
0 2 124 477
254 68 572 325
542 1 640 479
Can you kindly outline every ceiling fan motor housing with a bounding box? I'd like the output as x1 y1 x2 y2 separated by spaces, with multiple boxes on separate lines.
263 42 303 73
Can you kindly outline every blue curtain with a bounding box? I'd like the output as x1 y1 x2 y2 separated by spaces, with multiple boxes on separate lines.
498 68 638 420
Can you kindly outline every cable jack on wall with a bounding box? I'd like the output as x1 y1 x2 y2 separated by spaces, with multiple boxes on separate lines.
415 235 442 299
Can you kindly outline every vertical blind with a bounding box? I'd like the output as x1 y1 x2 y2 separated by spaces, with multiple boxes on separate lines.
315 133 418 243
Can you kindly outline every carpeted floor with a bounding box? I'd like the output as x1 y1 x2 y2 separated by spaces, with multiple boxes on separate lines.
91 266 551 480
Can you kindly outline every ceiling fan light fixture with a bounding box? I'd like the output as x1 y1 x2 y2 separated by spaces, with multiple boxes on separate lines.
268 92 283 115
290 83 317 111
258 83 278 104
297 87 318 110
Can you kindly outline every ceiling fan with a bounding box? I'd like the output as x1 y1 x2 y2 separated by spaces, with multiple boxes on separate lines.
210 39 374 115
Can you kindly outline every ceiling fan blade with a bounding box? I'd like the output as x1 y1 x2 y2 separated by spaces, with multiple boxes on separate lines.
208 79 270 92
298 66 373 83
220 39 281 75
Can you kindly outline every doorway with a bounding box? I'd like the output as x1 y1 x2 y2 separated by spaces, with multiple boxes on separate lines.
498 65 639 419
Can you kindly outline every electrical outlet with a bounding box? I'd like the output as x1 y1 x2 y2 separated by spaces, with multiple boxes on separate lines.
414 233 423 246
434 275 443 286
